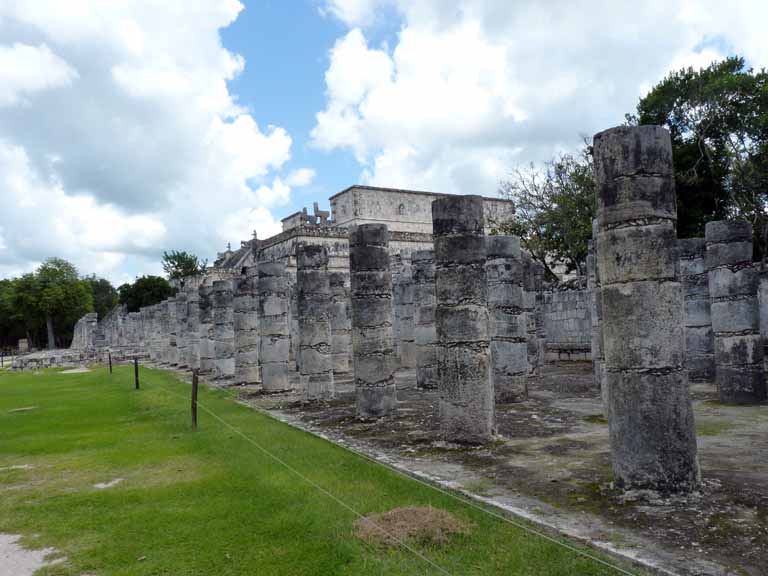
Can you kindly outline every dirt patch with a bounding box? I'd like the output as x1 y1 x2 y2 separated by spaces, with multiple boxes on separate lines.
0 534 60 576
61 367 91 374
354 506 471 547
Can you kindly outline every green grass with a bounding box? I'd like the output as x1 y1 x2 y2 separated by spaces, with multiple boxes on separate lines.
0 367 635 575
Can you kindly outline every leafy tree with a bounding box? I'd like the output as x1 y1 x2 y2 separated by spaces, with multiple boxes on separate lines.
628 56 768 255
118 275 175 312
86 276 119 319
498 147 596 278
36 258 93 349
162 250 207 280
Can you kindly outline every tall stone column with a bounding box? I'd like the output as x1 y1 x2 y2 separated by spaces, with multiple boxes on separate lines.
760 270 768 370
198 284 215 375
329 272 352 378
522 253 539 376
393 255 416 369
234 266 260 386
258 262 291 392
165 297 178 366
433 195 494 444
186 290 201 370
412 250 439 390
212 280 235 380
350 225 397 418
678 238 715 383
296 245 334 399
486 236 528 403
588 218 607 402
595 125 698 492
175 293 189 369
533 261 547 368
705 220 766 403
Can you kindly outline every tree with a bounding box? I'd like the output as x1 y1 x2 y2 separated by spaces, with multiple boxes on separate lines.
498 146 596 278
86 276 119 319
118 275 175 312
628 56 768 255
36 258 93 349
162 250 207 280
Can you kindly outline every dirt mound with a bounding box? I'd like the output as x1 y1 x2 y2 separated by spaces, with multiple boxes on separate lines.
354 506 471 547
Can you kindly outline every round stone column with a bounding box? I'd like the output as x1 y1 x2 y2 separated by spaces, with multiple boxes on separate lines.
412 250 439 390
197 284 215 375
705 220 766 403
594 125 699 493
174 292 188 369
522 253 539 376
212 280 235 380
234 266 260 386
678 238 715 383
486 235 528 403
350 225 397 418
296 245 335 399
258 262 291 392
433 194 494 444
329 271 352 377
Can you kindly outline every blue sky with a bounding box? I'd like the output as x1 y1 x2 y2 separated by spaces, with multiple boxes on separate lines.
0 0 765 284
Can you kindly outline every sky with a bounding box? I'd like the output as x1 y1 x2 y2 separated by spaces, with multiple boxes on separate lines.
0 0 766 286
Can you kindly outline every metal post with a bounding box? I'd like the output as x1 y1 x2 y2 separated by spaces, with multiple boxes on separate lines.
134 358 139 390
108 351 112 374
191 369 199 429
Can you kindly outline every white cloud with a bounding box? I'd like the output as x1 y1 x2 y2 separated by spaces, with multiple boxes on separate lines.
285 168 316 187
0 0 303 284
317 0 768 196
0 43 78 106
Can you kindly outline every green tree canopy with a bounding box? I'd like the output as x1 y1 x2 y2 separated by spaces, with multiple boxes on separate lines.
628 56 768 252
36 258 94 348
118 275 175 313
498 147 596 278
162 250 207 280
86 276 119 319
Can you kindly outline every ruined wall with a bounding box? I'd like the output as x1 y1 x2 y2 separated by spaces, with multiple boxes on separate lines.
542 288 591 360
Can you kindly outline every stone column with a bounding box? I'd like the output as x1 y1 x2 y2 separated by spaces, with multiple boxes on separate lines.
258 262 291 392
522 253 539 376
393 255 416 369
175 293 189 369
588 218 607 402
433 195 494 444
533 262 547 368
198 284 215 375
329 272 352 378
678 238 715 383
186 289 201 370
234 266 260 386
595 125 698 493
412 250 439 390
212 280 235 380
165 298 178 366
350 224 397 418
760 270 768 370
705 220 766 403
296 245 334 399
486 236 528 403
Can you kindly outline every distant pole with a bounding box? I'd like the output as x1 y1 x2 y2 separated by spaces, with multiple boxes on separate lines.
134 358 139 390
1 350 4 368
191 369 199 429
108 351 112 374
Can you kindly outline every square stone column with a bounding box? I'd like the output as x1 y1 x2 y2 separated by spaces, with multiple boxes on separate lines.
258 262 291 392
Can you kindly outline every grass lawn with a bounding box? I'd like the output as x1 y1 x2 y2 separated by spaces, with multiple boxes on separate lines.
0 366 636 575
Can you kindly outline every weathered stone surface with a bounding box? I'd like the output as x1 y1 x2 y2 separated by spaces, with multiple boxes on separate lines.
594 124 699 493
329 272 352 376
350 224 397 419
234 266 260 385
485 235 528 403
705 220 766 404
433 195 494 444
588 219 606 402
412 250 438 390
212 280 235 380
297 245 334 399
522 253 539 376
258 261 291 392
392 253 416 369
198 284 215 375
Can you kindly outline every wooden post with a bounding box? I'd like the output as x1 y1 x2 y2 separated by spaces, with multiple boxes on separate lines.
191 369 199 429
134 358 139 390
108 351 112 374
